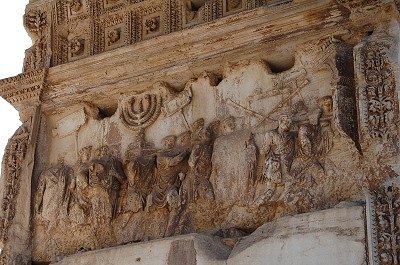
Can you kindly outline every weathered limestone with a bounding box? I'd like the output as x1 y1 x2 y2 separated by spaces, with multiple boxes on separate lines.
51 205 366 265
228 205 367 265
0 0 399 264
52 233 231 265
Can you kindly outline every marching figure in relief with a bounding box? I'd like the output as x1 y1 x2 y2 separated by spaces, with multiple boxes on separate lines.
253 114 296 207
145 136 189 212
74 146 92 217
299 96 335 157
119 133 156 227
88 161 112 225
35 158 75 222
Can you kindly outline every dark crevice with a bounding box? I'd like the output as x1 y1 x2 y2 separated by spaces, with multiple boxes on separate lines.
267 55 295 73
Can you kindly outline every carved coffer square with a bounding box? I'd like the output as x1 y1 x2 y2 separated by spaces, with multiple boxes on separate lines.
51 16 92 64
131 2 165 42
55 0 90 24
96 13 129 53
142 12 163 39
223 0 245 16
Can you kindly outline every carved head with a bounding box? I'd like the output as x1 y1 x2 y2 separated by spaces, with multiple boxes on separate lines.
318 96 333 116
162 135 176 150
198 128 211 144
89 162 105 179
191 118 205 133
278 114 292 132
220 116 235 135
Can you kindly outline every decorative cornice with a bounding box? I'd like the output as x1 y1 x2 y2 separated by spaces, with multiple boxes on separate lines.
0 69 46 108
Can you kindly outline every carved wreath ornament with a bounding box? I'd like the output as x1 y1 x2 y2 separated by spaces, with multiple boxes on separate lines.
121 93 163 129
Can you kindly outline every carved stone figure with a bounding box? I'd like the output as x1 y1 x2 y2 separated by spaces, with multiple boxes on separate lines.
189 129 214 202
93 146 126 220
145 136 189 212
87 161 113 225
298 96 334 157
262 114 295 180
74 146 92 216
35 159 75 222
120 136 155 226
254 114 295 207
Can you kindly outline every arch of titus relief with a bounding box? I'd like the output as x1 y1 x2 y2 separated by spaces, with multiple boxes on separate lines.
0 0 399 264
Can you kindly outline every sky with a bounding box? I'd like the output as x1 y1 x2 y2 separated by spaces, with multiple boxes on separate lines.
0 1 31 168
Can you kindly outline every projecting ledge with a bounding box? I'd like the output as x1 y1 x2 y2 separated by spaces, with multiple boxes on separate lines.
52 205 366 265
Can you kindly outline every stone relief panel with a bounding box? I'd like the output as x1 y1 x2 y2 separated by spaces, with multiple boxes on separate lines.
30 37 370 263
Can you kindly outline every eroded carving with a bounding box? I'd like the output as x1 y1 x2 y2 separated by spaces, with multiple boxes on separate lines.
44 0 294 66
254 114 295 206
362 43 397 139
145 136 189 212
144 17 159 33
35 159 75 222
0 124 29 260
107 28 121 46
69 37 85 58
24 10 47 35
369 182 400 265
23 10 48 72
